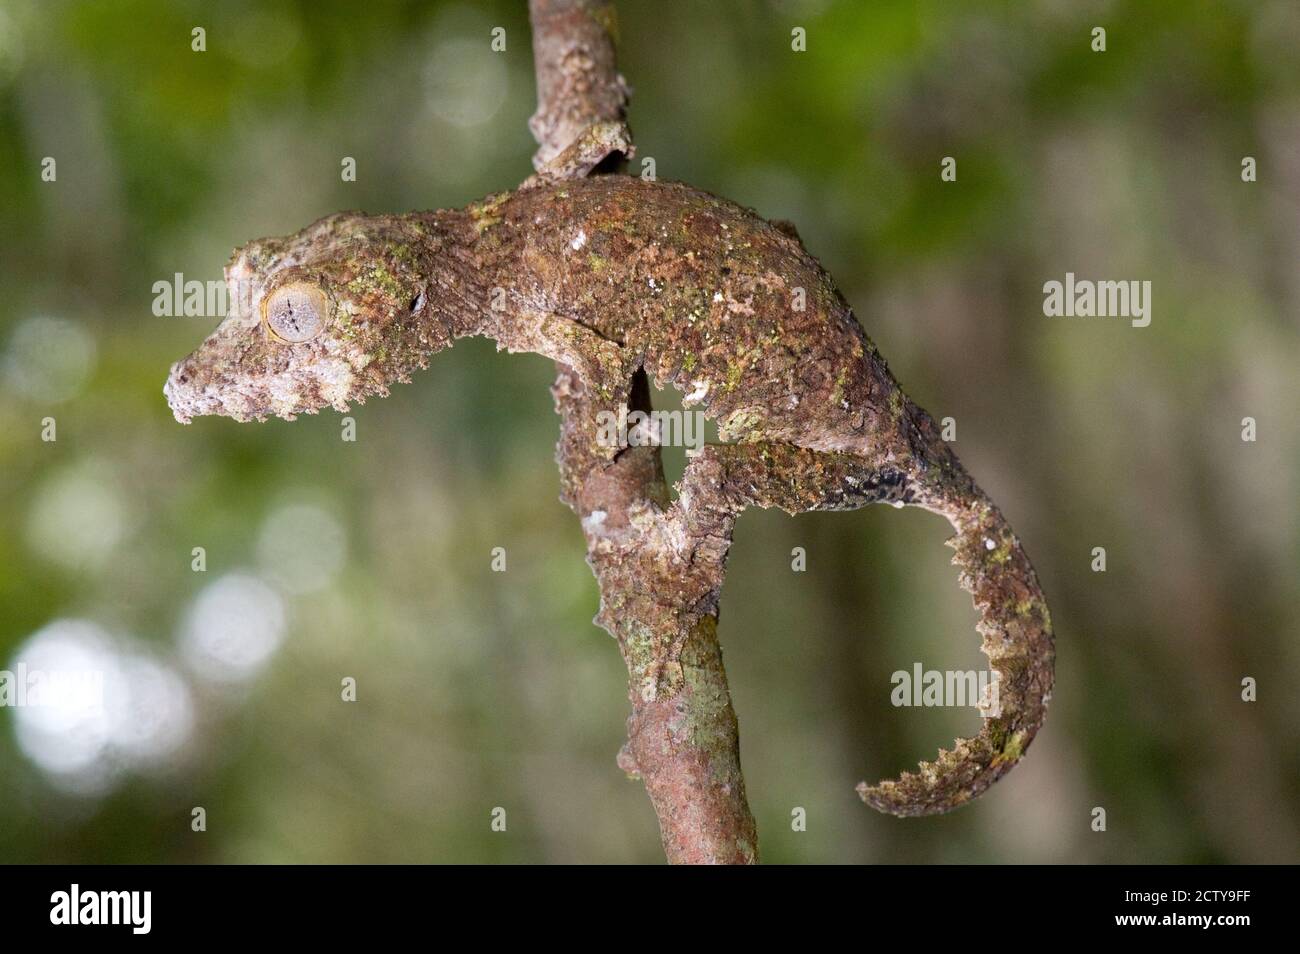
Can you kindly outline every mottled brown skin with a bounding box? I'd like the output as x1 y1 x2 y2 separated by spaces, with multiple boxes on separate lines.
167 174 1054 820
488 178 886 452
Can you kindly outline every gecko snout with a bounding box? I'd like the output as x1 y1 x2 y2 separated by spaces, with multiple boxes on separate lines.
164 286 363 424
164 356 227 423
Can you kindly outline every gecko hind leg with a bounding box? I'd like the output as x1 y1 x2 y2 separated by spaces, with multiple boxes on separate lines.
675 441 909 521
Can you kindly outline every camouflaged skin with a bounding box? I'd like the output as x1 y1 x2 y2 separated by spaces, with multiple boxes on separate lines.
167 174 1054 817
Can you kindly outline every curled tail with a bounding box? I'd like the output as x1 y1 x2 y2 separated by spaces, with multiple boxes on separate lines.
857 405 1056 816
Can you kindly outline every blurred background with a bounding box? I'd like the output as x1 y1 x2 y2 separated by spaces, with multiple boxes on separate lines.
0 0 1296 863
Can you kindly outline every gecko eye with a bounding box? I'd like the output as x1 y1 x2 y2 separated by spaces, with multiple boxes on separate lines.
263 282 331 342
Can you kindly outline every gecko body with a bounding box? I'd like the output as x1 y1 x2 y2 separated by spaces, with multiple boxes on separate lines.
166 173 1054 816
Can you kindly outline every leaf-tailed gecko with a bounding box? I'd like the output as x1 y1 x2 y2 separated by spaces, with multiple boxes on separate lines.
165 163 1054 817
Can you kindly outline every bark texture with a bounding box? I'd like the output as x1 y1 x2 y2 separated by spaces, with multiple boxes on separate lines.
528 0 631 172
528 0 759 864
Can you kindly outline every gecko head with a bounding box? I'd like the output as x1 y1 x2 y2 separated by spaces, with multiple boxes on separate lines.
165 211 451 423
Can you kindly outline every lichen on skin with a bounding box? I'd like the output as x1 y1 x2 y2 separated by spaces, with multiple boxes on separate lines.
469 192 510 233
991 729 1027 767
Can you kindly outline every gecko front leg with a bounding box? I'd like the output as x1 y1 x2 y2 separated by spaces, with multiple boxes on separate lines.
484 300 634 412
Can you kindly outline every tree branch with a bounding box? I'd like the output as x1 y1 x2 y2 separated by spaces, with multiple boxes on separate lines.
528 0 631 170
528 0 759 863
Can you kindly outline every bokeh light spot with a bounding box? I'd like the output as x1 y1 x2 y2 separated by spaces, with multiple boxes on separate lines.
179 573 287 685
2 315 96 403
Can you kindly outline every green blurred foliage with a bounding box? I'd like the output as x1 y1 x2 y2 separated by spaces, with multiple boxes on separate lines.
0 0 1297 863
